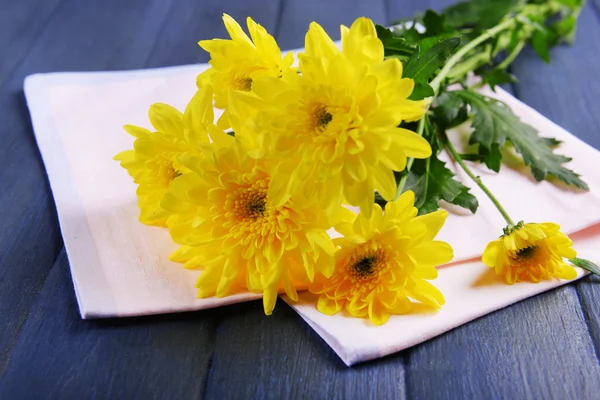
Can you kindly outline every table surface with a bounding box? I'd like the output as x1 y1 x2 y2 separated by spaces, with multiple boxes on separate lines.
2 0 600 398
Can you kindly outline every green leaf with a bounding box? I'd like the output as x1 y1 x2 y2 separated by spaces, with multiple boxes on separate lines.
570 258 600 277
480 68 517 91
376 25 418 58
550 14 578 44
374 191 387 208
451 90 589 189
403 37 461 79
405 153 479 215
409 83 435 101
403 37 461 99
531 28 550 63
422 10 453 36
432 91 469 128
555 0 581 8
508 24 522 52
460 153 486 162
442 0 518 30
418 33 462 53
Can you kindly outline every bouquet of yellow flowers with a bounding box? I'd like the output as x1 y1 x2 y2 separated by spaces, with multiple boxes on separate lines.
115 0 597 325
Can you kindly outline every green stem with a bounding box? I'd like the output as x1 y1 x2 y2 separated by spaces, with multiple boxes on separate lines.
445 136 515 226
394 116 425 200
446 52 490 82
430 17 517 94
497 40 525 70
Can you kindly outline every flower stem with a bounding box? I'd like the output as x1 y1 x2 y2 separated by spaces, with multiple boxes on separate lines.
394 116 425 200
497 40 525 70
430 17 517 95
444 136 515 226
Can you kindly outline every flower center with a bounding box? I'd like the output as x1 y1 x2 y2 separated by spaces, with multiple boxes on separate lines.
510 243 549 272
234 77 252 91
346 241 388 284
351 255 378 278
309 103 333 132
245 194 267 219
232 185 268 222
516 246 538 260
150 157 182 188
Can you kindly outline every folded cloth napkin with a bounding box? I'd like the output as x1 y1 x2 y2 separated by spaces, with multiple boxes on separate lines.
25 61 600 365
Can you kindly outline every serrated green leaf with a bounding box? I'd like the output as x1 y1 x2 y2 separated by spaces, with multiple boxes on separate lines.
418 33 462 53
451 90 589 189
408 82 435 101
376 25 418 58
403 37 460 100
480 68 517 91
422 10 452 36
404 153 479 215
432 91 469 128
443 0 518 30
460 153 486 162
404 37 461 79
570 258 600 276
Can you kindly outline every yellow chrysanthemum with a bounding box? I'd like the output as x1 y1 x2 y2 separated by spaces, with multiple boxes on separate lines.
114 89 216 226
232 17 430 217
482 221 578 284
161 130 337 315
197 14 294 129
309 191 453 325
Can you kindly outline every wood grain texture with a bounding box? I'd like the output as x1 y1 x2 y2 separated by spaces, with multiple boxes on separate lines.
385 0 458 24
2 0 600 398
0 0 198 383
510 3 600 150
204 301 407 400
403 3 600 398
404 287 600 399
275 0 387 50
0 0 64 86
144 0 283 68
524 2 600 367
0 251 218 399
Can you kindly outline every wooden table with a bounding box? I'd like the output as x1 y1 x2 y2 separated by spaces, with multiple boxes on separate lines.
1 0 600 398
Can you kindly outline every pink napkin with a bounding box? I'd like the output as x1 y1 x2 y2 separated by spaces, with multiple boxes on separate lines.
24 62 600 364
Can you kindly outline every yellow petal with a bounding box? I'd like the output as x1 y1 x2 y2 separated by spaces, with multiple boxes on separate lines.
148 103 184 138
317 295 344 315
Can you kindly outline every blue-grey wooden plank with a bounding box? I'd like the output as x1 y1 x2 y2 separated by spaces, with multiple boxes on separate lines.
404 2 600 399
578 0 600 366
509 1 600 361
204 302 407 400
406 287 600 399
0 0 64 85
2 0 600 398
0 0 283 397
0 1 65 372
145 0 283 68
385 0 458 24
0 251 217 399
199 0 405 395
510 5 600 150
201 2 408 398
0 0 176 376
275 0 387 50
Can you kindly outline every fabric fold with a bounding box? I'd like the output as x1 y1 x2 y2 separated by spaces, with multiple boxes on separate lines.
24 60 600 364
